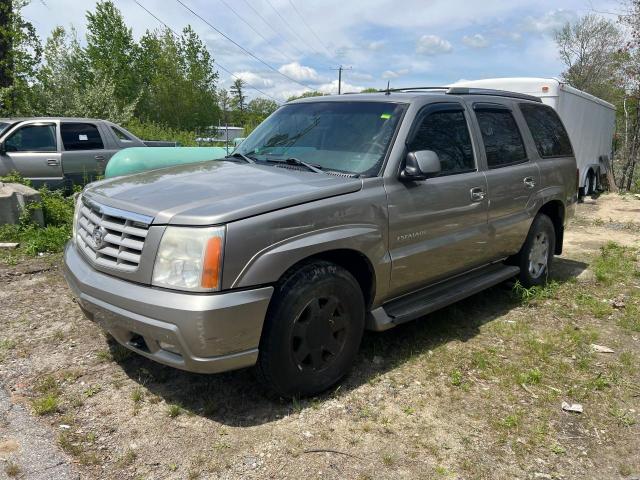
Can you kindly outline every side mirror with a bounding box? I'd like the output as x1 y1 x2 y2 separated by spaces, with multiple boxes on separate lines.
400 150 441 181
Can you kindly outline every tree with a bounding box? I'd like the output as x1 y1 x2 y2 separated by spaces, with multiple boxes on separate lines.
218 88 231 124
286 91 324 102
85 1 140 106
555 15 624 102
0 0 42 115
361 87 379 93
230 78 247 123
247 97 278 118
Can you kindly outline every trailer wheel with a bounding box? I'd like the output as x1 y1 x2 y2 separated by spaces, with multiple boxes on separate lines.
585 170 595 196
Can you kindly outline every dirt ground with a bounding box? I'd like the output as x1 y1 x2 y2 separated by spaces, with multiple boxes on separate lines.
1 193 639 480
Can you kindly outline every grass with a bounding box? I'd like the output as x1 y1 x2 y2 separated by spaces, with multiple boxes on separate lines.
32 393 59 415
0 171 74 256
167 404 183 418
593 242 639 285
4 462 21 477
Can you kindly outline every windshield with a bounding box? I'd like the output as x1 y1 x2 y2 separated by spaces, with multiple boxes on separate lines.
235 101 406 176
0 122 9 134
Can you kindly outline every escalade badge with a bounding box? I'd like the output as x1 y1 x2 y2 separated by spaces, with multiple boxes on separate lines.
92 225 108 249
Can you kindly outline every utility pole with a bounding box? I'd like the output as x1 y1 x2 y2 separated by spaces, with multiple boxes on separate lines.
331 65 352 95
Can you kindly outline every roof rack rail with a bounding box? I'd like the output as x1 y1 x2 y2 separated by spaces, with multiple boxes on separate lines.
367 86 542 103
446 87 542 103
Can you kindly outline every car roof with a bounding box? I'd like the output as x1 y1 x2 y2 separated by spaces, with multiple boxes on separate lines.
0 117 113 123
286 87 542 105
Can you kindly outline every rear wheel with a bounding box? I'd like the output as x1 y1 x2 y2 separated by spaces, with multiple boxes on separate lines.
255 261 365 398
513 214 556 288
586 170 595 195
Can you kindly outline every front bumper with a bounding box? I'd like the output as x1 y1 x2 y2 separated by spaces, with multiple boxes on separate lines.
63 243 273 374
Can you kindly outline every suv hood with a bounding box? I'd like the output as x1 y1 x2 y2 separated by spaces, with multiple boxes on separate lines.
84 160 363 225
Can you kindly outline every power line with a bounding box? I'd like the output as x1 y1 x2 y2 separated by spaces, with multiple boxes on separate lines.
131 0 281 103
239 0 306 59
175 0 315 90
287 0 333 58
216 0 297 64
263 0 324 58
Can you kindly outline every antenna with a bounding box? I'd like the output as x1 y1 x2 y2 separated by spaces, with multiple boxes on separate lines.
385 80 391 95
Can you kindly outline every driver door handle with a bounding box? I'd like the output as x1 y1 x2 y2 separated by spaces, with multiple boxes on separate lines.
94 155 105 161
470 187 486 202
46 158 60 166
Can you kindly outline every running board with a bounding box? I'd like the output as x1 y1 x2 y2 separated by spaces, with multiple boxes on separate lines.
367 264 520 331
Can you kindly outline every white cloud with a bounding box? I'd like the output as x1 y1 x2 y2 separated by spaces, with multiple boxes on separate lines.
382 68 410 79
367 40 386 51
278 62 320 82
523 9 577 34
462 34 489 48
416 35 453 55
317 79 365 95
232 71 274 88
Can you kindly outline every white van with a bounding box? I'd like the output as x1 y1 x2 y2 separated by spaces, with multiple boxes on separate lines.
449 78 616 196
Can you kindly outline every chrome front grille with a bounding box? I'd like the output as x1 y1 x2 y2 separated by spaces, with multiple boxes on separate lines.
76 199 153 272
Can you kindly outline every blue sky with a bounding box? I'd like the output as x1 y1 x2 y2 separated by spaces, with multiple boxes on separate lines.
23 0 622 101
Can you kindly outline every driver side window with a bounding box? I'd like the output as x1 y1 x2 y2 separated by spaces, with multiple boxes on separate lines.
5 124 57 153
408 109 476 176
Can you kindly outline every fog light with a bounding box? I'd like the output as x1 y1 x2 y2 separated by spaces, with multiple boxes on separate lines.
159 341 180 355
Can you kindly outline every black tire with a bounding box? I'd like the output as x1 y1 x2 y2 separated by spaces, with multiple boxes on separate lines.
513 214 556 288
586 171 595 195
255 261 365 398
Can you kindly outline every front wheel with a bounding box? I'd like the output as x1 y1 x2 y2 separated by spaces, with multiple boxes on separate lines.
513 214 556 288
255 261 365 398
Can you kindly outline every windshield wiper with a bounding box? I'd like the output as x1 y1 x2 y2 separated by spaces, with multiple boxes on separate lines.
267 157 326 174
225 152 256 163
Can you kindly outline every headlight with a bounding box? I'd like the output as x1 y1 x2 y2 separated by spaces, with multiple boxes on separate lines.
152 226 225 292
72 193 83 244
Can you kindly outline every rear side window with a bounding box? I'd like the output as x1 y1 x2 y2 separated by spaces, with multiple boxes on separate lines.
475 109 527 168
61 123 104 151
409 109 475 175
519 103 573 158
111 126 133 141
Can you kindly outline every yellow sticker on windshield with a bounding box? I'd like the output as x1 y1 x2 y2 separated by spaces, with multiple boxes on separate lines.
380 113 391 119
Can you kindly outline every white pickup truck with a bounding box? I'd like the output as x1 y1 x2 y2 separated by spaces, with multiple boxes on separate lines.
449 78 616 197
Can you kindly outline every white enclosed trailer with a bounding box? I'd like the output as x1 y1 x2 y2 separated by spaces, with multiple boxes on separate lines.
449 78 616 196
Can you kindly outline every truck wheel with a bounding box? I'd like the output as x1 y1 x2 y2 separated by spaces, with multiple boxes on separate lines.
514 214 556 288
255 261 365 398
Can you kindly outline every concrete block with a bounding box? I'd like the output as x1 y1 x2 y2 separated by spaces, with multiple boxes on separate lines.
0 182 44 227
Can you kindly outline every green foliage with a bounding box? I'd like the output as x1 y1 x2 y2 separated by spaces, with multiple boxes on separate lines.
511 280 560 303
0 172 73 255
125 118 198 146
286 91 325 102
32 394 59 415
593 242 639 285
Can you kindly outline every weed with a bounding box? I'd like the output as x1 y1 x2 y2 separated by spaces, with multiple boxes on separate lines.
381 453 394 466
435 465 450 476
501 414 520 430
32 394 59 415
34 374 60 395
512 280 559 303
618 300 640 332
131 387 144 403
450 370 463 387
550 444 566 454
83 385 102 398
4 462 21 477
95 349 113 362
575 293 613 318
167 404 183 418
403 406 415 415
111 344 133 362
609 407 637 427
518 368 542 385
118 449 137 467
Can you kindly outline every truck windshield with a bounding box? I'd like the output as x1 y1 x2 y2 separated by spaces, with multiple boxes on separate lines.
235 101 406 176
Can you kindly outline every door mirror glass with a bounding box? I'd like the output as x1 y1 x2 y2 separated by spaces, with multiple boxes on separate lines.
401 150 441 181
